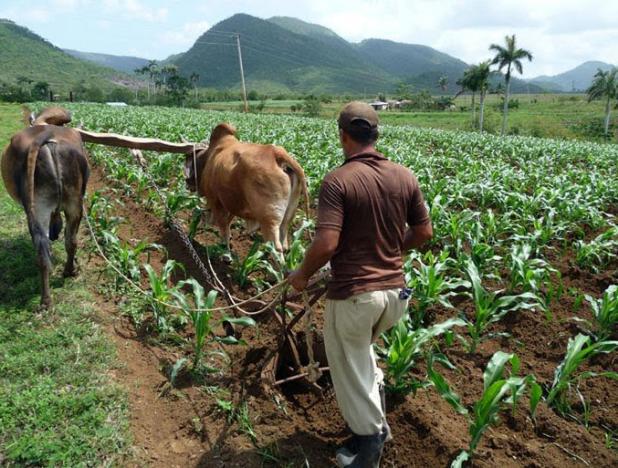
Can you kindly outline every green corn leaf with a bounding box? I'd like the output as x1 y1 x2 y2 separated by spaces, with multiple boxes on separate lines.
427 364 468 415
483 351 514 390
222 316 257 327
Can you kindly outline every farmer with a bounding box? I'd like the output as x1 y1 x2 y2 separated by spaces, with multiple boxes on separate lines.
288 101 433 467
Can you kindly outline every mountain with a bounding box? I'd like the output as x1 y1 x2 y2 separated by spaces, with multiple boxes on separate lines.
63 49 150 74
355 39 468 91
174 13 396 94
527 61 616 92
267 16 341 40
0 19 125 93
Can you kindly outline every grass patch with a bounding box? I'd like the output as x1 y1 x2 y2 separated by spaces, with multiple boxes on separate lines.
0 103 130 465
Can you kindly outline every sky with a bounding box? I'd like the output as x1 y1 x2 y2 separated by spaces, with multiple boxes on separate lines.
1 0 617 78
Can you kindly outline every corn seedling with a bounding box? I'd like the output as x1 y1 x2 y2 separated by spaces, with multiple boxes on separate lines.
175 278 218 368
144 260 186 332
575 226 618 272
584 285 618 340
460 260 539 353
546 334 618 416
380 316 466 394
405 250 469 328
232 240 268 289
451 352 541 467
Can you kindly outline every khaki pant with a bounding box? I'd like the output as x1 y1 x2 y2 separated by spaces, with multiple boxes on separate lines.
324 289 409 436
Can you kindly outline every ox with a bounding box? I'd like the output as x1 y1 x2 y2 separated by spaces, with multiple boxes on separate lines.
1 107 89 309
184 123 309 254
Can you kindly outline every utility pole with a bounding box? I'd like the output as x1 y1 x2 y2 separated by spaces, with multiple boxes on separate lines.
235 33 249 112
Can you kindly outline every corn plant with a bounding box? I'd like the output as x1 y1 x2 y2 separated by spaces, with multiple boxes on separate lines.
232 240 268 289
88 191 124 236
507 243 558 318
584 285 618 340
175 278 218 368
144 260 186 332
460 260 539 353
575 226 618 272
105 236 163 289
546 334 618 416
405 250 468 328
451 352 541 467
380 316 465 394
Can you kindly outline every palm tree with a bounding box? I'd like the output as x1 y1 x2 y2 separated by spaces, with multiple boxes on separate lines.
489 34 533 135
587 68 617 138
189 72 200 100
475 61 492 134
456 67 480 127
438 75 448 93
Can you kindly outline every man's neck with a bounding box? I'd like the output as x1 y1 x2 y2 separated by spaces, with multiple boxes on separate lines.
343 144 376 160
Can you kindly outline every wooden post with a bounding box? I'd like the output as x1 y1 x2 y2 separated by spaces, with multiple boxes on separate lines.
69 91 74 102
236 33 249 112
49 89 53 102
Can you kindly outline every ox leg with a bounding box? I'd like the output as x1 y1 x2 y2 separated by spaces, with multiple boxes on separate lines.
261 221 284 253
213 208 234 263
32 196 55 309
62 200 83 278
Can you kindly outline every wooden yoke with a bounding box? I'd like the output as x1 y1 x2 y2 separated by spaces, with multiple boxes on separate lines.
76 128 208 154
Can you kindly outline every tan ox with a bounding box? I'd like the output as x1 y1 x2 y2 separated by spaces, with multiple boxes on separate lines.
1 107 89 309
184 123 309 252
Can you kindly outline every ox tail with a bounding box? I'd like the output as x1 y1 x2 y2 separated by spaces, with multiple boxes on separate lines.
278 152 310 220
25 128 57 269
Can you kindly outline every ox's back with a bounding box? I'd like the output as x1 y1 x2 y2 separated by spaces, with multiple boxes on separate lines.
203 140 291 220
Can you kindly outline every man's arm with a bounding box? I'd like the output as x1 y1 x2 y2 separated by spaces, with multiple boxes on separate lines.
287 228 340 291
403 222 433 252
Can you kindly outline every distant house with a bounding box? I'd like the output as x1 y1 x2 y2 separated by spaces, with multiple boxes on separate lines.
369 101 389 111
387 100 402 110
106 102 128 107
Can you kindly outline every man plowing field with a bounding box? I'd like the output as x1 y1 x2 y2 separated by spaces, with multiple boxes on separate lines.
288 102 433 467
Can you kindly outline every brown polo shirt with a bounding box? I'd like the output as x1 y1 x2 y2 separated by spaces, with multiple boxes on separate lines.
317 150 430 300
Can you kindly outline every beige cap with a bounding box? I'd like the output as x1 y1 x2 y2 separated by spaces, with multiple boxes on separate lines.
338 101 379 132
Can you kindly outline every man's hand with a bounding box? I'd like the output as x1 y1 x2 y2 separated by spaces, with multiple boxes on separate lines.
287 269 309 291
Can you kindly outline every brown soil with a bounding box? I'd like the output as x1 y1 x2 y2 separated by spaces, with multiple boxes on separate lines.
84 167 617 467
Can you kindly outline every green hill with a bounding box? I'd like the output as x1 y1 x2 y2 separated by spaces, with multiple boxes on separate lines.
63 49 150 74
356 38 468 91
174 14 397 94
267 16 342 40
528 61 616 92
0 19 127 94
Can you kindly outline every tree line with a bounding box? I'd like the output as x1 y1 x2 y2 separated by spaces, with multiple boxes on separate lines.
455 34 617 139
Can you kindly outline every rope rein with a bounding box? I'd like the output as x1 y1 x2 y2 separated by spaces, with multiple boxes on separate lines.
83 201 288 313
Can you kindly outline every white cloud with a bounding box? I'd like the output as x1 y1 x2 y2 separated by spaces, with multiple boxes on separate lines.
161 20 210 47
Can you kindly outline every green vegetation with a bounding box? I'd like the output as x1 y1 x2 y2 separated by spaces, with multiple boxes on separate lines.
489 34 534 135
586 67 618 137
25 102 617 462
0 104 129 465
0 19 124 97
546 334 618 416
451 352 541 467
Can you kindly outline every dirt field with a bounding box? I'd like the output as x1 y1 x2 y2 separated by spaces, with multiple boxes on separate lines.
84 165 617 468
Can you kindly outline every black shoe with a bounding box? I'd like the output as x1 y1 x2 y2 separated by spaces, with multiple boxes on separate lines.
337 432 385 468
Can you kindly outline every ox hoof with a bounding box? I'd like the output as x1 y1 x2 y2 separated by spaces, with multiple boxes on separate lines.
221 253 233 264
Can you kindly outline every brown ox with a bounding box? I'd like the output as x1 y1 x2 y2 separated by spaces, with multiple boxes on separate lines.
1 107 89 309
184 123 309 253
